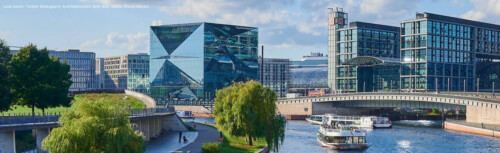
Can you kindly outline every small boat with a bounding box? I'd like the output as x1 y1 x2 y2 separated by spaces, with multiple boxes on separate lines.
176 111 195 119
317 115 368 150
371 117 392 128
306 115 324 125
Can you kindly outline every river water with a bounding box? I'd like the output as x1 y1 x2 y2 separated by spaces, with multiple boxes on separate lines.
191 118 500 153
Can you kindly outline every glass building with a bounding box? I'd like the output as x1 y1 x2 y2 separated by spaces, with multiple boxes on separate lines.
12 49 97 91
401 12 500 91
149 22 258 100
328 8 401 92
102 53 150 94
259 58 290 97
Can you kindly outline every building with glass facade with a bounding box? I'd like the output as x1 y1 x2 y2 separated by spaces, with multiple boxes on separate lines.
11 49 96 91
149 22 258 100
401 12 500 92
103 53 150 94
328 8 401 92
259 58 290 97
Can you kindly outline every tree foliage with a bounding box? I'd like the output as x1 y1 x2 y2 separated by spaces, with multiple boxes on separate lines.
213 80 286 152
0 39 12 111
42 99 145 153
9 44 72 115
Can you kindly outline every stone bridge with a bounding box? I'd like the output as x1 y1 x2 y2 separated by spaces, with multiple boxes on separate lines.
276 92 500 125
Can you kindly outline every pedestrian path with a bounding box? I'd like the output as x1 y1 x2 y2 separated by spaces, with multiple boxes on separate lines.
177 122 220 153
146 131 198 153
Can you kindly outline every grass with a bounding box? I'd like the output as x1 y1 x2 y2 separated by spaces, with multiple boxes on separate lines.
200 122 267 153
2 93 146 114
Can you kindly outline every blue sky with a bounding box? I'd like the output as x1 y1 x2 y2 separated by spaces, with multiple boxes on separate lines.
0 0 498 60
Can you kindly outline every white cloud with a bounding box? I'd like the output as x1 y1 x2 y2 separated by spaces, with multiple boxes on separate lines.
80 39 100 48
461 0 500 23
105 32 148 51
152 20 163 26
462 10 486 21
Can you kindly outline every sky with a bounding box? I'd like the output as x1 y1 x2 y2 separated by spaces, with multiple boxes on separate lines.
0 0 499 60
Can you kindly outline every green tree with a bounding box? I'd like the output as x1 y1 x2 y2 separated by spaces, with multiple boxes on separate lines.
42 99 145 153
0 39 12 111
9 44 72 116
213 80 286 152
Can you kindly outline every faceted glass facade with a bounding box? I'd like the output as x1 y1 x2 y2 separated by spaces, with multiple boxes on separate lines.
150 23 258 100
401 13 500 91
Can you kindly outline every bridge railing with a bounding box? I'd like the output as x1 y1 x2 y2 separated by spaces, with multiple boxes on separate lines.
156 100 215 106
0 108 173 126
279 91 500 103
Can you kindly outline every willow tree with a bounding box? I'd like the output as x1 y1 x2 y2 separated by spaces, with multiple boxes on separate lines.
213 80 286 152
42 99 145 153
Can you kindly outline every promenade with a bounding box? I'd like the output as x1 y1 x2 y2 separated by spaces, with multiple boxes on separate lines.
145 122 220 153
177 122 220 153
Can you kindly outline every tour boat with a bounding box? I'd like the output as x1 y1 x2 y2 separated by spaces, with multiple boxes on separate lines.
317 116 368 150
176 111 195 119
370 117 392 128
306 115 324 125
326 114 374 129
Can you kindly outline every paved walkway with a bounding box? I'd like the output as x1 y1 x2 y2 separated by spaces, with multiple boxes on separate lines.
146 131 198 153
177 122 220 153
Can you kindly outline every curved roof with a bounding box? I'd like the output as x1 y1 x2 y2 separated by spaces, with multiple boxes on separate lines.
343 56 400 67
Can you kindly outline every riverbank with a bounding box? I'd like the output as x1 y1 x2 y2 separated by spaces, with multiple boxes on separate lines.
195 121 267 153
445 119 500 138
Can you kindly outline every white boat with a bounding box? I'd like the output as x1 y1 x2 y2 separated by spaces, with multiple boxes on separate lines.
370 117 392 128
176 111 195 119
327 114 374 129
317 116 368 150
306 115 324 125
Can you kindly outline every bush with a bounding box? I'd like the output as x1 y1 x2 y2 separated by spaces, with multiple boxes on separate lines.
202 143 221 153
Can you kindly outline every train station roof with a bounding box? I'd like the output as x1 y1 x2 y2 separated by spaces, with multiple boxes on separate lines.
343 56 400 67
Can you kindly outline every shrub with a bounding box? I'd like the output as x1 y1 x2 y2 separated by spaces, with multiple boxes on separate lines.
202 143 221 153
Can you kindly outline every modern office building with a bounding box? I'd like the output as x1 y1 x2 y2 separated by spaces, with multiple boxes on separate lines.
328 8 401 92
149 22 258 100
401 12 500 92
259 58 290 97
103 53 150 94
10 49 97 91
50 49 96 91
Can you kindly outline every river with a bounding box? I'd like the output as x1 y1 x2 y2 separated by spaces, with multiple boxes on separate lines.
191 118 500 153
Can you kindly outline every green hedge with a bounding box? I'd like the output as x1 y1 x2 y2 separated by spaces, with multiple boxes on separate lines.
202 143 221 153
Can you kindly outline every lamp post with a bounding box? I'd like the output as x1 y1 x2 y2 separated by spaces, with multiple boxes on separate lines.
390 80 393 92
463 79 466 95
493 82 495 97
477 78 480 96
447 78 450 92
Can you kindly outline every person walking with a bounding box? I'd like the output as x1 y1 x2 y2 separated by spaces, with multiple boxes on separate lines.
179 131 182 143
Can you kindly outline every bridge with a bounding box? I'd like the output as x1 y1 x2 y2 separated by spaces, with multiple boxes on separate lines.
0 108 186 153
276 92 500 125
0 90 188 153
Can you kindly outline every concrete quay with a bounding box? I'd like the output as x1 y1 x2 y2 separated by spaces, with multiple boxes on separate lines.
445 119 500 138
